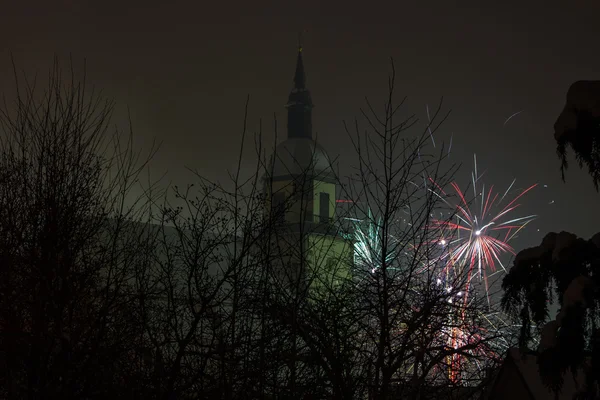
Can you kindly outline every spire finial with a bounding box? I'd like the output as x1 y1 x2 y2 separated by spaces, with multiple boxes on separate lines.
298 31 303 53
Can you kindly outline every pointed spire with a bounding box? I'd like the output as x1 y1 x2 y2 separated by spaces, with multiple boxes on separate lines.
293 33 306 89
293 47 306 89
286 39 313 139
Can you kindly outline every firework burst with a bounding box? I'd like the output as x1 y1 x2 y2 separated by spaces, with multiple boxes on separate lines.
352 209 398 274
429 155 537 300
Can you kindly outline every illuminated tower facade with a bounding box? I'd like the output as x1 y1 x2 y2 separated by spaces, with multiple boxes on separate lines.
264 46 352 293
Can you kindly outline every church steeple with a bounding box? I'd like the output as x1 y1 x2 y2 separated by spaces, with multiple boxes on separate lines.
286 45 313 139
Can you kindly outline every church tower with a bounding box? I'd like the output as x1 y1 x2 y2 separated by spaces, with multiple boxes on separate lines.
264 45 352 293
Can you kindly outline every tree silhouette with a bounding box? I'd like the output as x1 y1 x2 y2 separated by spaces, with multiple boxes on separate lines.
499 80 600 398
554 80 600 190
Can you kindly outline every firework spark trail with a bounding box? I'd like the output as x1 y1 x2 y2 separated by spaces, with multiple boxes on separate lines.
444 306 539 381
425 281 507 383
503 110 523 126
426 104 436 147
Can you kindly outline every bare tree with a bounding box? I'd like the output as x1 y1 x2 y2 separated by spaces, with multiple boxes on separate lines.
328 61 502 399
0 58 160 399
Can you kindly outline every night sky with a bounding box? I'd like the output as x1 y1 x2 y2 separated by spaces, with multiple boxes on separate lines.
2 0 600 252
